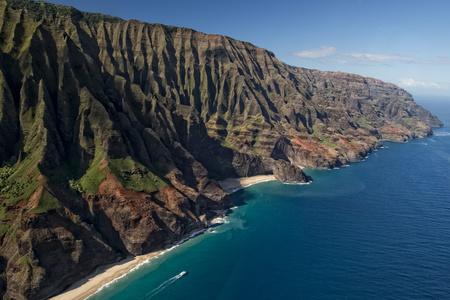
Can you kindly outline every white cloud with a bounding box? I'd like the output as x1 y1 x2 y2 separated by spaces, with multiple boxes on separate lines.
293 46 337 58
398 78 445 89
420 56 450 65
339 53 415 63
293 47 450 65
320 59 366 66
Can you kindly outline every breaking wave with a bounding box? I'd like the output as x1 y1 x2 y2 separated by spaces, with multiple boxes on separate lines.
88 230 204 299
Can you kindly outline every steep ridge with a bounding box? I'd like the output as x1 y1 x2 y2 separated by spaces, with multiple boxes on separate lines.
0 0 442 298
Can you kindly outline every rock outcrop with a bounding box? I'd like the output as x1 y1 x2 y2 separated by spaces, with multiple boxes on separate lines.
0 0 442 298
273 160 308 184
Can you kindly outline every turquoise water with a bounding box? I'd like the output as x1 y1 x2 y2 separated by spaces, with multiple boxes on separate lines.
91 97 450 300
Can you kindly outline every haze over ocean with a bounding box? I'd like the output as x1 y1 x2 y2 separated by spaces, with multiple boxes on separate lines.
91 96 450 299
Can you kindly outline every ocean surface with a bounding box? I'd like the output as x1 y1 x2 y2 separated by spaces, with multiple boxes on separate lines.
90 96 450 300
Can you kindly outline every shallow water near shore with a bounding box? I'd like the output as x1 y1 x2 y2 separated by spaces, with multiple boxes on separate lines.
90 97 450 299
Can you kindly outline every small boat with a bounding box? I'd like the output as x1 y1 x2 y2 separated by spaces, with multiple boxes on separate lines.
179 271 187 276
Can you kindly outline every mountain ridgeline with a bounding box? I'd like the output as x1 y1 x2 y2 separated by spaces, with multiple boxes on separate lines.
0 0 442 299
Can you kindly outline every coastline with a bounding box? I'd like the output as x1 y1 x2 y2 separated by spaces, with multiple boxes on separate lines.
51 175 276 300
218 175 276 193
51 229 205 300
51 251 163 300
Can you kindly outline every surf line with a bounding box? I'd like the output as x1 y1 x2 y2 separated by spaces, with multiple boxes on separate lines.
87 230 204 299
143 271 187 299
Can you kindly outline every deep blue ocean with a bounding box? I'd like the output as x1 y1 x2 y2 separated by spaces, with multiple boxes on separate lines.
90 96 450 300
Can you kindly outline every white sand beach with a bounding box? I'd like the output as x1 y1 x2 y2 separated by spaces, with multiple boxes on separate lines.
51 228 206 300
218 175 276 193
51 250 165 300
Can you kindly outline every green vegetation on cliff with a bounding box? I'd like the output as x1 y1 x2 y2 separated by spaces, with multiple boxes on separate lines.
0 1 443 299
0 152 42 206
312 126 339 150
28 188 63 214
108 157 169 193
78 145 107 195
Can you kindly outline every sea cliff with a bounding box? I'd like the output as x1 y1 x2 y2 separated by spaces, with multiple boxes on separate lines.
0 0 442 298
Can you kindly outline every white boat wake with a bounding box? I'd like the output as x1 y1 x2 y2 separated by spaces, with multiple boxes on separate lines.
144 271 187 299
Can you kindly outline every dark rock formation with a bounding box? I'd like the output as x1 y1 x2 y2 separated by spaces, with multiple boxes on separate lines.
0 0 442 298
273 160 308 184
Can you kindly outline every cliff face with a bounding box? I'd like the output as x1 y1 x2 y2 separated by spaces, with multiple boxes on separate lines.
0 0 442 299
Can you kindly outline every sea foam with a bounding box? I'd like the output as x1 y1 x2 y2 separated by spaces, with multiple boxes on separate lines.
87 229 205 299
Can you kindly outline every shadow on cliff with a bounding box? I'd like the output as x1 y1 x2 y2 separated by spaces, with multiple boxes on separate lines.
172 110 274 179
42 179 131 256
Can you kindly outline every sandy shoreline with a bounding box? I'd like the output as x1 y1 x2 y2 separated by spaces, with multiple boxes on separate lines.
218 175 276 193
51 252 162 300
50 251 162 300
51 229 205 300
51 175 275 300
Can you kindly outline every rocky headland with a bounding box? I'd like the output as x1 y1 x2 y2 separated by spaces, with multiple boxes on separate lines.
0 0 442 299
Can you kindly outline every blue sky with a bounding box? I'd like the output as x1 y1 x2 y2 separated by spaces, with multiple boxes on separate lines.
49 0 450 98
